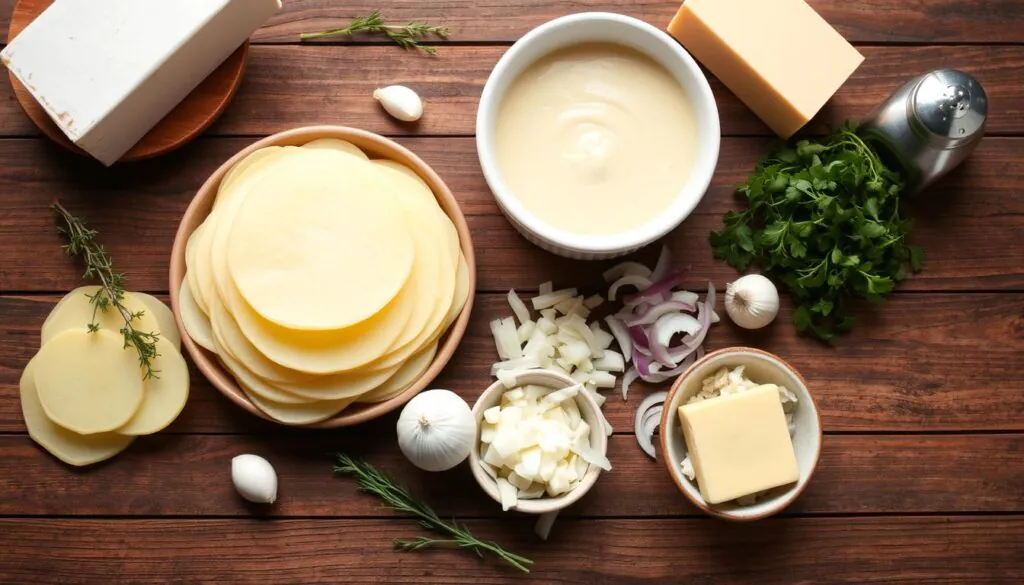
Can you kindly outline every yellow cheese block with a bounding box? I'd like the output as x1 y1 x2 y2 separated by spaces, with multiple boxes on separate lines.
20 359 135 466
133 292 181 351
41 287 159 346
33 329 145 435
678 384 799 504
242 386 357 425
302 138 369 159
115 344 191 435
178 276 215 352
667 0 863 138
227 149 416 330
357 342 439 404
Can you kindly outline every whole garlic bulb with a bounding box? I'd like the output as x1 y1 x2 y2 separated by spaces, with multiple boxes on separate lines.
397 389 476 472
373 85 423 122
724 274 780 330
231 454 278 504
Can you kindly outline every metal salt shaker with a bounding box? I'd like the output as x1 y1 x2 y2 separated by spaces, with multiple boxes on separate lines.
860 69 987 194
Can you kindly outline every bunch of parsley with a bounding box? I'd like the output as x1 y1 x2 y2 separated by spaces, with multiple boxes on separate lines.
709 124 923 341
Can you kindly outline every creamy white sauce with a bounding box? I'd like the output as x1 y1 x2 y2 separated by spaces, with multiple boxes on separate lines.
495 43 699 237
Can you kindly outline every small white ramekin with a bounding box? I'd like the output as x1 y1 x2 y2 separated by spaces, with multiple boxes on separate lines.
476 12 721 260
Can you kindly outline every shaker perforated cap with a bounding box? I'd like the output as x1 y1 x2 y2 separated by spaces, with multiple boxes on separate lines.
912 69 987 142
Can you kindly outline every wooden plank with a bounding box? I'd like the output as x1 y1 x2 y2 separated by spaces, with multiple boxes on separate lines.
0 517 1020 584
6 0 1022 45
253 0 1024 44
2 293 1022 433
0 434 1019 517
2 45 1023 138
0 137 1021 293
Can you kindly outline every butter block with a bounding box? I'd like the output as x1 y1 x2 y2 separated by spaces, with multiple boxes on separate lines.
679 385 798 504
0 0 282 166
668 0 863 138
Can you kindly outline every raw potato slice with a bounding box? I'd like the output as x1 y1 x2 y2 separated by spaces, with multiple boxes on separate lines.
226 260 416 374
115 344 191 435
40 286 92 335
303 138 369 159
357 343 439 404
227 150 415 330
133 292 181 351
216 146 284 204
444 253 471 330
20 359 135 466
41 288 160 346
372 160 435 205
275 362 401 400
33 329 144 434
178 277 215 352
213 337 317 405
184 223 210 316
243 387 357 425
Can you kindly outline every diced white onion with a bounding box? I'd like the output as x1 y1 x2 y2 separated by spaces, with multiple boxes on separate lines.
593 350 625 372
539 281 553 295
534 510 560 541
507 289 532 325
517 320 536 343
531 288 578 310
583 295 604 309
491 355 541 375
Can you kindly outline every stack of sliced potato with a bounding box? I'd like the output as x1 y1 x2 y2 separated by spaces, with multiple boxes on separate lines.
180 138 469 424
22 286 189 466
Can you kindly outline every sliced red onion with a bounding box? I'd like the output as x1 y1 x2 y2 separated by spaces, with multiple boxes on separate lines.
643 352 697 383
608 274 652 301
641 404 663 428
634 352 654 378
649 245 672 283
621 367 639 401
670 290 699 305
681 301 713 350
603 316 632 363
634 392 667 459
625 301 696 327
696 345 706 361
629 326 650 350
623 269 688 306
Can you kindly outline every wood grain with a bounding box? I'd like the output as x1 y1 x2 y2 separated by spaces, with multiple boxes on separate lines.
3 0 1020 44
253 0 1024 44
0 137 1021 294
2 45 1022 139
0 434 1019 517
0 517 1020 584
2 293 1022 433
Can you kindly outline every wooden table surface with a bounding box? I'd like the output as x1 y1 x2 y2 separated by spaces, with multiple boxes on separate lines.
1 1 1023 583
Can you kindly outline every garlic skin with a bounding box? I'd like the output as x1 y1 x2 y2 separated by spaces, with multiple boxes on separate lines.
397 389 476 472
231 454 278 504
724 274 780 330
373 85 423 122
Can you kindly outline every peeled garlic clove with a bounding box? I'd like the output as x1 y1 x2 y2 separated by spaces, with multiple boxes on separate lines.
231 454 278 504
373 85 423 122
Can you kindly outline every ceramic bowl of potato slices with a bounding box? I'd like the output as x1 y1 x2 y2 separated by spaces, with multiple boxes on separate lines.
169 126 475 427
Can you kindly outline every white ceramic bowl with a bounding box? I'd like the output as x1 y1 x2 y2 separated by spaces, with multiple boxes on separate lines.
476 12 720 260
660 347 822 521
468 369 607 514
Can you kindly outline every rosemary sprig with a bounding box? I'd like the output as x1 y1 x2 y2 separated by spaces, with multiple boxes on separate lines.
334 454 533 573
300 10 450 54
52 201 160 379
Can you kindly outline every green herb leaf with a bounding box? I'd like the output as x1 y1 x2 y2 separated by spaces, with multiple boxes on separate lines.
708 124 921 341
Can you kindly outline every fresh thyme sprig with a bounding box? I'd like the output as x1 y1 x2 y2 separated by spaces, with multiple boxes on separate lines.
334 454 533 573
300 10 450 54
52 201 160 379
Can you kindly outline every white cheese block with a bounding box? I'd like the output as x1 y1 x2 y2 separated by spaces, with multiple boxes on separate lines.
0 0 281 165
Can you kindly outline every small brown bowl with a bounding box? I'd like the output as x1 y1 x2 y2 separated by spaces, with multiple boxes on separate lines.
168 126 476 428
659 347 822 521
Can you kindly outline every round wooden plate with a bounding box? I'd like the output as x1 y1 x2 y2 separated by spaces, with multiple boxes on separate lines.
6 0 249 163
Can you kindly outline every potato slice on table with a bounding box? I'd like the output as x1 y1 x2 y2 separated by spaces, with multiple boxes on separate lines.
115 345 190 436
132 291 181 351
41 287 159 346
20 359 134 466
33 329 144 434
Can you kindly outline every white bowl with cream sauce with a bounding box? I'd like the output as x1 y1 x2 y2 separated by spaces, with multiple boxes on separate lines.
476 12 720 259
